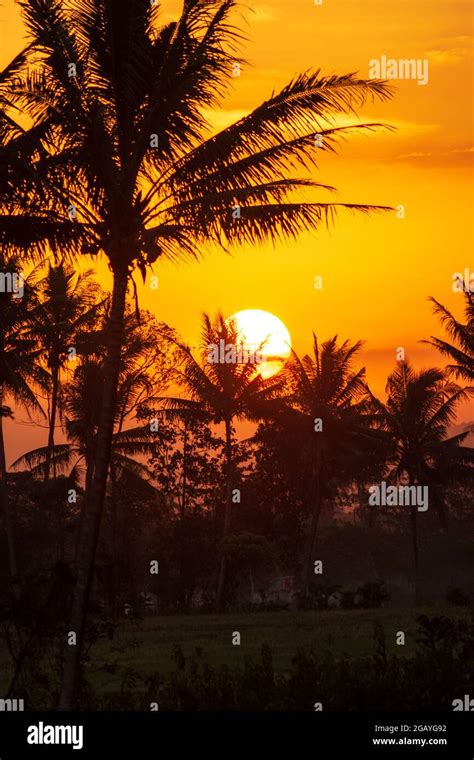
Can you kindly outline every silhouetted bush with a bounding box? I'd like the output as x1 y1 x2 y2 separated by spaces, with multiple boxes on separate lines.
356 581 390 608
80 614 474 710
446 586 470 607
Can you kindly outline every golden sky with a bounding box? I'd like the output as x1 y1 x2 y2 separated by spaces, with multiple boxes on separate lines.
1 0 473 460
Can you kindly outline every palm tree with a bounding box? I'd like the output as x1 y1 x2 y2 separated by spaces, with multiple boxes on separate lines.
279 335 374 594
369 361 473 601
12 357 158 486
25 263 105 479
14 305 174 525
423 287 474 383
0 255 49 587
1 49 82 588
11 0 392 706
157 312 281 610
12 356 160 555
1 48 82 261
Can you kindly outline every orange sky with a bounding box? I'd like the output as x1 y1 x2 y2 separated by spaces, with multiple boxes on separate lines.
1 0 473 462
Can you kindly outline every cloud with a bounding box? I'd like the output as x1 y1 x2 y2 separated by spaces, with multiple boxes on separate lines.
337 116 441 138
382 119 440 134
395 146 474 167
425 48 470 65
397 151 433 159
426 35 472 48
248 5 280 23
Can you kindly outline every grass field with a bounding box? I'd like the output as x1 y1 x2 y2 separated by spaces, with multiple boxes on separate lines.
87 605 472 694
1 605 471 698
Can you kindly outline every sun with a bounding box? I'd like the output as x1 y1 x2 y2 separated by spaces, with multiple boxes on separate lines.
227 309 292 379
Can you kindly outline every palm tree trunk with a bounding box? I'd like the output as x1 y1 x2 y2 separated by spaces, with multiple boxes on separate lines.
110 462 119 616
301 488 324 594
410 500 420 605
408 474 420 605
216 417 232 611
301 458 323 598
178 421 188 608
74 453 94 563
58 268 128 710
0 394 18 589
45 365 64 559
46 364 59 480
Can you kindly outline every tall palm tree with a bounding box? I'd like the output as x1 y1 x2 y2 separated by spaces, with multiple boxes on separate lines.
10 0 392 706
12 354 160 565
14 305 173 507
12 357 158 487
423 287 474 383
1 48 83 587
25 263 106 479
369 362 473 601
280 335 374 594
158 312 281 609
0 256 49 587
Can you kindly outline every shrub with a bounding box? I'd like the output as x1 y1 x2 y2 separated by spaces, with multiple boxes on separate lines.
446 587 470 607
356 581 390 608
81 615 474 711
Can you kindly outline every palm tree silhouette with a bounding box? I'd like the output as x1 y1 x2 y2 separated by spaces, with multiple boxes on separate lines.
424 287 473 384
1 47 84 588
369 361 472 602
280 335 372 594
12 354 159 566
10 0 392 706
25 263 105 479
156 312 281 609
0 49 81 261
0 256 49 587
12 356 157 484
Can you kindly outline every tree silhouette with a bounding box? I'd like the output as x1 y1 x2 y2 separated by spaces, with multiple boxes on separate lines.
424 288 474 384
279 335 373 595
141 410 222 609
8 0 392 706
0 49 84 262
12 357 157 484
0 256 49 587
25 263 105 479
369 361 473 602
156 312 281 609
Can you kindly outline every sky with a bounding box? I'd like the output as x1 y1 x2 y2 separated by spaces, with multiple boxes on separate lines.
1 0 473 462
